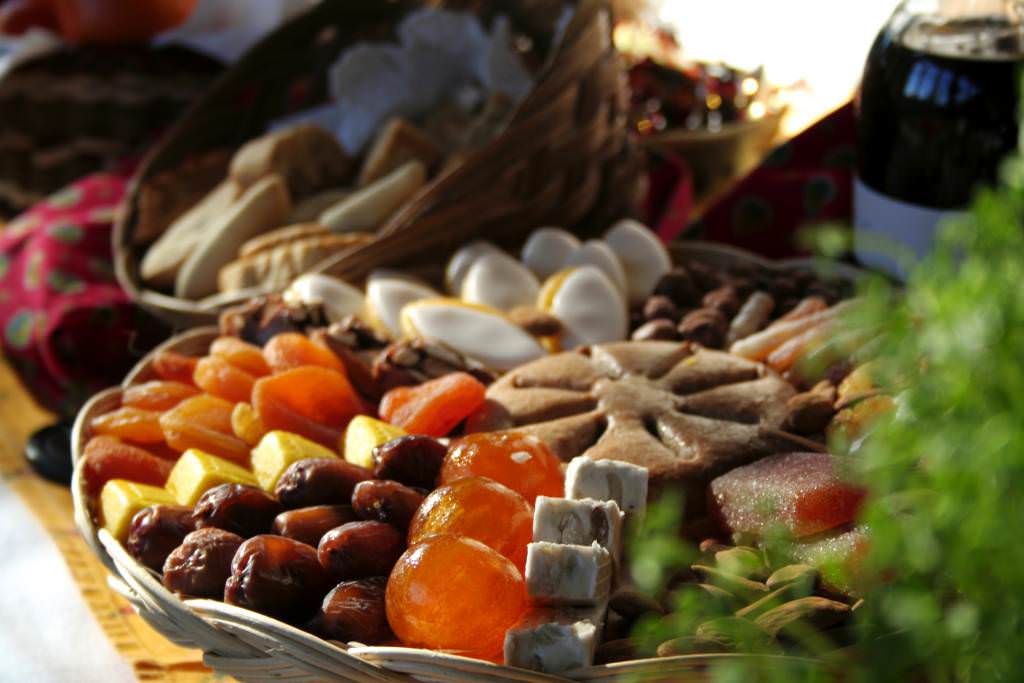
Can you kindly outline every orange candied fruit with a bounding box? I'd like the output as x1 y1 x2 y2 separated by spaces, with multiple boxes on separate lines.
408 477 533 572
263 332 345 374
122 380 199 411
252 366 364 449
210 336 271 377
193 356 256 404
151 350 199 386
386 535 526 659
231 402 267 447
440 431 564 504
159 394 250 464
90 406 165 444
80 436 173 497
379 372 486 437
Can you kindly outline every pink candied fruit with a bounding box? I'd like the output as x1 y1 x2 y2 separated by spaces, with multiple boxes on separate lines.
708 452 866 539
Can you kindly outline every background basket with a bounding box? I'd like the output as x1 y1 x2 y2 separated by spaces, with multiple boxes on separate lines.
72 241 849 682
114 0 643 329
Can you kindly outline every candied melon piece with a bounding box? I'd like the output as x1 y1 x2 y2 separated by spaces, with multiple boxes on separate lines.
791 526 870 595
440 431 564 503
386 535 527 659
263 332 345 374
194 356 256 404
379 372 485 437
251 430 339 492
708 452 866 539
80 436 174 498
90 406 165 444
151 350 200 385
408 478 533 572
210 336 271 377
100 479 176 541
252 367 364 449
165 448 258 507
160 394 251 464
122 381 200 411
343 416 407 470
231 402 267 446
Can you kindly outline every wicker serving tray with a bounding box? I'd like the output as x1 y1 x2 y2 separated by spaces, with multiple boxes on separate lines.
70 241 854 682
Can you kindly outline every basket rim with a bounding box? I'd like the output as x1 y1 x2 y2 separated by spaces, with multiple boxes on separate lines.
71 240 858 682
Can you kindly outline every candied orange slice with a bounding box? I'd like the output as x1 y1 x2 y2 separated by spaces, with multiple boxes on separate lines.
91 406 165 444
194 356 256 404
440 431 563 503
122 381 200 411
151 350 199 385
252 366 364 450
263 332 345 374
159 394 251 465
379 372 485 437
80 436 174 497
210 336 271 377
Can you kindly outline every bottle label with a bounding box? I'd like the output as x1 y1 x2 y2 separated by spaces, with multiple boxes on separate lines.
853 179 963 280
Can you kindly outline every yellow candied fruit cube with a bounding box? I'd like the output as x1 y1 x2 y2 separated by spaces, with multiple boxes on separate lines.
343 415 407 470
165 448 258 507
100 479 176 542
232 402 267 447
251 430 338 492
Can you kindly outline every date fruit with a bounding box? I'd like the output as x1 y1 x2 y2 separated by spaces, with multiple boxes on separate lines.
372 435 446 489
318 577 393 644
163 528 243 598
274 458 372 509
317 521 404 581
224 535 329 622
193 484 282 538
126 505 196 572
351 480 424 530
272 505 358 547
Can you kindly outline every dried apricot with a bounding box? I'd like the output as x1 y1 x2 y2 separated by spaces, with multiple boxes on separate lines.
159 394 251 464
386 535 526 659
231 402 266 446
122 381 200 411
90 406 165 444
80 436 173 497
379 372 486 437
210 336 271 376
151 350 199 385
253 367 364 449
408 477 532 572
263 332 345 374
194 356 256 404
440 432 563 504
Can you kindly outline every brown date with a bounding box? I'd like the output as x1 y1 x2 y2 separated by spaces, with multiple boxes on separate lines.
272 505 358 547
163 528 243 598
193 483 282 537
318 577 394 644
372 435 446 489
126 505 195 572
351 479 424 530
224 535 329 622
317 521 404 581
274 458 372 509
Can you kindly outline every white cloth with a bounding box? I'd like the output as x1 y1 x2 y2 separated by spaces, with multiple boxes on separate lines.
0 480 134 683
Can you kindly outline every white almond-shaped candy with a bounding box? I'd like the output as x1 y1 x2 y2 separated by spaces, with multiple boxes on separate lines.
365 270 439 339
521 227 581 280
533 496 624 560
461 252 540 311
444 241 501 294
284 273 366 323
565 456 649 521
525 541 612 606
540 266 627 350
503 607 605 673
401 298 546 371
604 218 672 306
564 240 627 294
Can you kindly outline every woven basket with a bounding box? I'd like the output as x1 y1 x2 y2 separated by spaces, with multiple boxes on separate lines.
114 0 642 329
72 241 853 683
